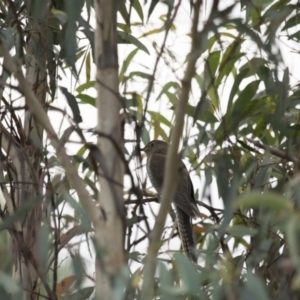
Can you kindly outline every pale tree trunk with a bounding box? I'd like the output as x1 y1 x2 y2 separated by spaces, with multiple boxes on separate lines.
94 0 125 299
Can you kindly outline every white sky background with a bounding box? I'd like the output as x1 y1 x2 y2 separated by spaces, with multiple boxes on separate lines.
1 0 300 287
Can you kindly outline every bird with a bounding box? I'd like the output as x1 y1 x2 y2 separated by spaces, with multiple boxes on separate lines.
141 140 201 263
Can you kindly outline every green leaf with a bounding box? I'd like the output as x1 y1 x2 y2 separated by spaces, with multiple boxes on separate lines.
198 111 218 123
172 253 200 296
37 223 50 272
234 192 292 211
128 71 151 80
288 30 300 41
120 48 139 84
76 81 95 93
281 12 300 31
148 111 172 127
132 0 144 23
51 8 67 25
231 80 260 114
156 82 180 100
228 225 258 238
76 93 95 106
252 0 274 9
139 27 164 38
243 272 269 300
118 31 149 54
215 39 243 87
62 0 85 70
204 51 221 82
61 287 94 300
147 0 159 20
78 16 95 57
0 196 42 231
0 28 16 51
0 272 21 293
227 67 250 109
60 86 83 123
118 1 130 24
159 262 174 300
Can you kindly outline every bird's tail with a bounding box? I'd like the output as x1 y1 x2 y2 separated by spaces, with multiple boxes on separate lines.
175 206 197 263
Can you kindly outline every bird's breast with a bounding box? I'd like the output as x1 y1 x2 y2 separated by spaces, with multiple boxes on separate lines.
146 155 163 193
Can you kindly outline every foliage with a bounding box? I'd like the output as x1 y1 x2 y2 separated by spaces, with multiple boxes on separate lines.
0 0 300 299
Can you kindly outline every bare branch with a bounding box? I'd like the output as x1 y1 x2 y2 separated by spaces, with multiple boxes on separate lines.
141 1 204 298
247 138 300 164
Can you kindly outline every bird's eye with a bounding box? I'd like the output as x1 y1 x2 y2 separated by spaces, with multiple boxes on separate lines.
150 142 155 147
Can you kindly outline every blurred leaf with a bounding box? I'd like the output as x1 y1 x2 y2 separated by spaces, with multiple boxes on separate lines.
231 80 260 114
234 192 292 211
215 39 243 87
120 48 139 84
0 196 42 231
128 71 152 80
228 225 258 238
0 272 21 293
172 253 201 296
281 12 300 31
159 262 174 300
118 1 130 24
139 26 164 38
288 30 300 40
113 266 130 300
61 286 94 300
51 8 68 25
76 80 95 93
148 0 159 20
37 223 50 272
56 275 75 297
76 93 95 106
243 272 269 300
132 0 144 23
118 31 149 54
78 16 95 58
0 28 15 51
156 82 180 100
61 0 85 70
60 86 83 123
71 253 84 287
204 51 221 82
148 111 172 127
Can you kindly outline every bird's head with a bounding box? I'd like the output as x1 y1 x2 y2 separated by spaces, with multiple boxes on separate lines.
141 140 168 156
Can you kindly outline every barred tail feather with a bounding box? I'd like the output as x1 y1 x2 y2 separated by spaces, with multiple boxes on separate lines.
175 206 197 263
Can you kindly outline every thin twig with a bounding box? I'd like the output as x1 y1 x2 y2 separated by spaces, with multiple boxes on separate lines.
247 138 300 164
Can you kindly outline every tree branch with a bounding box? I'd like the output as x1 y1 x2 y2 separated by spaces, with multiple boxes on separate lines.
140 1 203 298
247 138 300 164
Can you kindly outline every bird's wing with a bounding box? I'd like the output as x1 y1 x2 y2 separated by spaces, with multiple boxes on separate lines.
175 206 197 263
174 160 201 218
149 153 201 218
148 153 166 193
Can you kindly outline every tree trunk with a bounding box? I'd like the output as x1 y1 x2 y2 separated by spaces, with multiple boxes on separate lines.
94 0 125 299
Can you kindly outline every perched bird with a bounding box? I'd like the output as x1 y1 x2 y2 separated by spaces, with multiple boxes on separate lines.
141 140 200 262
